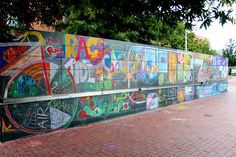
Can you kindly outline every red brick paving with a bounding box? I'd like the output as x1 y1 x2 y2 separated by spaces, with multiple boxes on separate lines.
1 78 236 157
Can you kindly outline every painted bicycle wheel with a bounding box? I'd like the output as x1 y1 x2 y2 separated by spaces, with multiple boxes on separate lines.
4 61 78 133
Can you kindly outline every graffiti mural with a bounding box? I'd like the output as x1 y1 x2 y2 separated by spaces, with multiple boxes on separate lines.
0 30 228 142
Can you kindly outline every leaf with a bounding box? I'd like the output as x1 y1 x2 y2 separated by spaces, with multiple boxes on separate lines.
83 106 94 116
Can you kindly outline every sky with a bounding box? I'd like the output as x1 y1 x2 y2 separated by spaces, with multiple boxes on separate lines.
193 4 236 51
193 21 236 51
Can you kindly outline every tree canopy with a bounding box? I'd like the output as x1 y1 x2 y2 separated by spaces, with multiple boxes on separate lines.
135 22 218 55
0 0 64 41
0 0 235 44
223 39 236 67
55 0 236 43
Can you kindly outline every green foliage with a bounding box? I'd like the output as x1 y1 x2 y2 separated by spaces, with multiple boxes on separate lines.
1 0 235 42
150 23 217 55
0 0 64 42
0 0 231 56
56 0 236 37
57 5 218 55
223 39 236 66
53 1 225 55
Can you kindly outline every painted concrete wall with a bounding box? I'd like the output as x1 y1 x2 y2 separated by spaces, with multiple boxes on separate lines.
0 31 228 141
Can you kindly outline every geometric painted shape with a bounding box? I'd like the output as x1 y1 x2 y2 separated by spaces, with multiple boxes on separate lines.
146 93 159 110
50 107 71 129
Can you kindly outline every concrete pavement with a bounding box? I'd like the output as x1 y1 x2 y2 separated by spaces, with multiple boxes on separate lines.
1 77 236 157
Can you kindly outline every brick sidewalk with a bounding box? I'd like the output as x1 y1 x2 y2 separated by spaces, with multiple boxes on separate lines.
1 78 236 157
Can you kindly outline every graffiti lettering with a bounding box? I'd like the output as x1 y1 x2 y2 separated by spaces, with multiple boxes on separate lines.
45 45 63 56
65 35 110 63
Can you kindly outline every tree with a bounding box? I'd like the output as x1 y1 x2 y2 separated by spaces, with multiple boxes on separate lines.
223 39 236 67
55 0 236 44
194 39 218 55
148 22 218 55
0 0 235 42
0 0 64 41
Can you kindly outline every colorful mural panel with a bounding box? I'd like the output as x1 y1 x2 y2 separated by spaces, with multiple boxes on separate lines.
168 52 177 84
0 30 228 142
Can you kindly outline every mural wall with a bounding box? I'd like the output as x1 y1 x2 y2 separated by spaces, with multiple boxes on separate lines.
0 31 228 142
